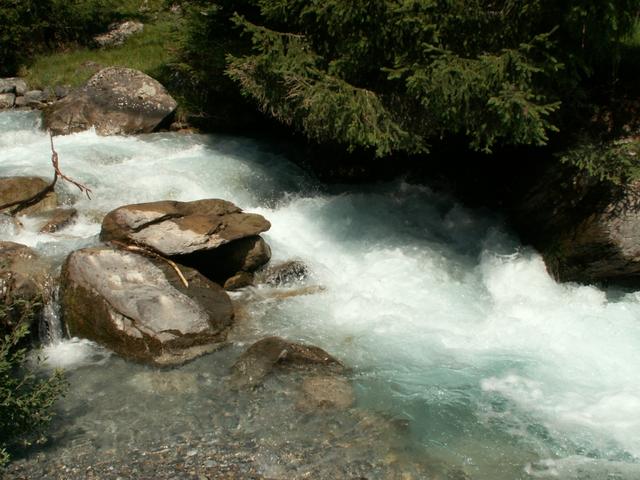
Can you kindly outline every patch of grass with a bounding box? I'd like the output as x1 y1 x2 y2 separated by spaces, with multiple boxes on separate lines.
22 17 180 89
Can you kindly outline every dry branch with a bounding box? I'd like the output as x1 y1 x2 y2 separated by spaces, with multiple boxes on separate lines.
0 131 92 215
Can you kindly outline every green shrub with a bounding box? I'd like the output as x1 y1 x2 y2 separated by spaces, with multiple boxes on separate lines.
0 303 67 468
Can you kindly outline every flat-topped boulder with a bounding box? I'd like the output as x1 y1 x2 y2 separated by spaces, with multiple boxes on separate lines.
100 199 270 254
0 176 57 215
61 247 234 366
44 67 177 135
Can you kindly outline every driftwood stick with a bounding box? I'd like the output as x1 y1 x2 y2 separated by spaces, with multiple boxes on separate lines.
109 240 190 288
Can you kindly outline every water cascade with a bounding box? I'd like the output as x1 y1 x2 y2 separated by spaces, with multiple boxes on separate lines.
2 110 640 479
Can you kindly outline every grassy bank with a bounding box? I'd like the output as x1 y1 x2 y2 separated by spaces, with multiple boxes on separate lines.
22 18 179 89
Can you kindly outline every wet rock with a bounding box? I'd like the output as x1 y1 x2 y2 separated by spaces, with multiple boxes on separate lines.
256 260 309 286
23 89 50 106
130 371 199 394
0 92 15 109
38 207 78 233
0 176 57 215
0 242 50 335
0 77 28 95
60 247 234 366
223 271 254 290
296 375 355 411
231 336 343 387
94 21 144 48
44 67 177 136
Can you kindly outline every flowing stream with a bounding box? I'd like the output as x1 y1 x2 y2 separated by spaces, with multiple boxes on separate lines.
2 110 640 479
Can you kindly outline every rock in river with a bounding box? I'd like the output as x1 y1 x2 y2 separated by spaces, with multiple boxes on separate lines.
0 242 51 336
100 199 272 284
0 176 57 215
44 67 177 135
61 247 234 366
231 336 343 388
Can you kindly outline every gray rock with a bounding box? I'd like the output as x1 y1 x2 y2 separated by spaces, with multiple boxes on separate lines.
0 176 57 215
14 96 27 108
61 247 234 366
54 85 71 99
231 336 343 387
0 93 15 109
0 77 28 95
44 67 177 136
23 89 49 105
256 260 309 286
94 21 144 48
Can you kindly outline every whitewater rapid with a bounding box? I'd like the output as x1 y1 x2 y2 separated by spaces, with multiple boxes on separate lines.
2 110 640 478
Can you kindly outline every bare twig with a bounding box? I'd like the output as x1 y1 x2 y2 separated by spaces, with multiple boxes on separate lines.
109 240 190 288
0 132 92 215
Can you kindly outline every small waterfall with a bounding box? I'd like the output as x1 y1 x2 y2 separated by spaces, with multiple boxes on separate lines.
39 282 64 344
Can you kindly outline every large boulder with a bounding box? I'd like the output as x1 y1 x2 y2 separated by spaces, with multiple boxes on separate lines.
44 67 177 135
0 176 57 216
512 161 640 283
60 247 234 366
100 199 271 284
0 242 51 336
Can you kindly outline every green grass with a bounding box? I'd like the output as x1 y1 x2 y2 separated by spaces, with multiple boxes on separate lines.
23 18 180 89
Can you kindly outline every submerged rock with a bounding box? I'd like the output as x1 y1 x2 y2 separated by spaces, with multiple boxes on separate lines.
231 336 343 388
60 247 234 366
44 67 177 135
0 242 51 335
0 176 57 215
100 199 271 284
297 375 355 411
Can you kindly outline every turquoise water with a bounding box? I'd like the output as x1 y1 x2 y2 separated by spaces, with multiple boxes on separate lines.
2 110 640 478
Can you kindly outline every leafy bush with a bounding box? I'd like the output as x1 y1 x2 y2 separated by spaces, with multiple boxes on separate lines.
180 0 640 156
0 302 67 468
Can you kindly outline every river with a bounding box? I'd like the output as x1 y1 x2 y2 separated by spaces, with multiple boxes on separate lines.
2 110 640 479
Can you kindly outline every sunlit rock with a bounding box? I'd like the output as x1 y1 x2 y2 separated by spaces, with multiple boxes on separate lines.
93 21 144 48
100 198 271 285
44 67 177 135
37 207 78 233
255 260 309 287
61 247 234 366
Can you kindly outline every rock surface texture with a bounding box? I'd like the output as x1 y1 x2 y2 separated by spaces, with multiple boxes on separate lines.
94 21 144 47
44 67 177 135
0 176 57 215
231 336 343 388
513 166 640 283
61 247 234 366
0 242 51 335
100 199 271 284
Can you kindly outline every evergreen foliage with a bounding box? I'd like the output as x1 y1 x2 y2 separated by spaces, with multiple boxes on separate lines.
181 0 640 156
0 302 67 468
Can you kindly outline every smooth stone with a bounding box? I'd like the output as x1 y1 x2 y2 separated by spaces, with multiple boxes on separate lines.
0 176 57 215
0 93 15 109
37 207 78 233
296 375 355 411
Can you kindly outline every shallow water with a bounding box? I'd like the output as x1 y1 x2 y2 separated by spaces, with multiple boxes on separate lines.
2 110 640 479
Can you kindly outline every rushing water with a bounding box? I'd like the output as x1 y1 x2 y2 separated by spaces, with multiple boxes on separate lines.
2 110 640 479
